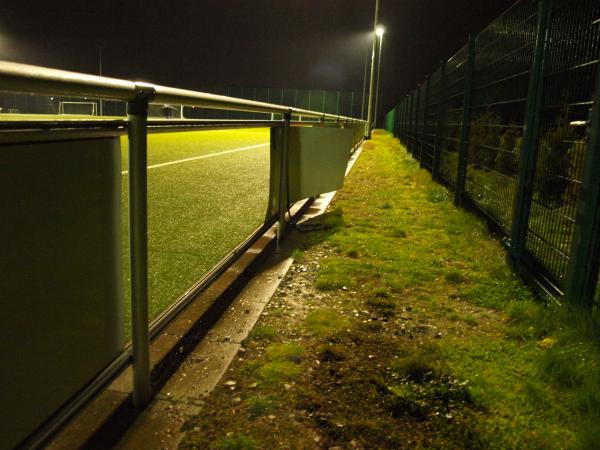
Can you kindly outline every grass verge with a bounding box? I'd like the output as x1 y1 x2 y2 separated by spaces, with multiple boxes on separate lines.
180 131 599 449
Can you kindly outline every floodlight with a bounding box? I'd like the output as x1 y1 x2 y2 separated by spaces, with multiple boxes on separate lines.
376 25 385 37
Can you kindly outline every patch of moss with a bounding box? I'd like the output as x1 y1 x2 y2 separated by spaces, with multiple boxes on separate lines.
304 308 350 336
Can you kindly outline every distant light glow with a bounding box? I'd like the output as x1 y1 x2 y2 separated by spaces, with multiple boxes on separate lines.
376 25 385 37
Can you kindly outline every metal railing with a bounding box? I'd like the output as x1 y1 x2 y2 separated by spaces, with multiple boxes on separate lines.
0 59 365 448
386 0 600 307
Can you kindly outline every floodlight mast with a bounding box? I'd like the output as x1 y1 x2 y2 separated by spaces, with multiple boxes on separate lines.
98 45 103 116
374 25 385 128
365 0 380 139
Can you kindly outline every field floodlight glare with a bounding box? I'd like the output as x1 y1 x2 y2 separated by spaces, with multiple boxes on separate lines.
376 25 385 37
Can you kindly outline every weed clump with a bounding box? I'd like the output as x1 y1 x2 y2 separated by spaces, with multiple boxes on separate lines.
319 343 347 362
305 308 350 336
347 248 359 258
249 325 277 341
444 270 465 284
392 227 408 238
426 185 450 203
251 343 304 385
211 434 258 450
246 395 273 419
316 260 352 291
322 207 345 228
291 248 305 260
392 354 437 382
366 297 396 318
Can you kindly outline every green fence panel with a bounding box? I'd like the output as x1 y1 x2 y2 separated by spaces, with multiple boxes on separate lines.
385 108 397 133
390 0 600 303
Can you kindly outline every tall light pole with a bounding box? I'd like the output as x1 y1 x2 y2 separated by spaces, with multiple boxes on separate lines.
374 25 385 128
361 46 368 120
365 0 380 139
98 45 103 116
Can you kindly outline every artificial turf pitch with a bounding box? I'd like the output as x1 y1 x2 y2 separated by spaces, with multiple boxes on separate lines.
120 128 271 338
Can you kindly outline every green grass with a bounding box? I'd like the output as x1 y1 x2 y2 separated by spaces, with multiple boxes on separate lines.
246 395 274 418
253 343 304 385
248 325 277 341
119 128 270 338
304 308 350 336
1 117 271 340
180 132 600 449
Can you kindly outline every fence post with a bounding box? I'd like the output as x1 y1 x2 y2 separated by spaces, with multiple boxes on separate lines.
413 87 421 157
509 0 551 265
399 99 404 141
420 77 431 167
455 34 476 206
277 112 291 245
409 93 415 151
400 99 405 141
127 83 155 408
395 103 401 137
433 61 447 180
406 95 412 149
405 96 410 143
564 73 600 306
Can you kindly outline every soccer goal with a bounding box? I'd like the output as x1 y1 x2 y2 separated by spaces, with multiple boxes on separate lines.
58 101 98 116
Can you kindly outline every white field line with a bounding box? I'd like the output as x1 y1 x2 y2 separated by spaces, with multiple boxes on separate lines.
121 143 269 175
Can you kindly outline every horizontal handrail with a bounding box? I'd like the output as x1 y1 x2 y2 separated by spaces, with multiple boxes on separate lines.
0 60 364 122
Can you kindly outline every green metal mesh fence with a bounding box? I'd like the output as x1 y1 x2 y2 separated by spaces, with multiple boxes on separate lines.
423 70 441 170
464 0 537 233
524 0 600 286
0 87 364 121
389 0 600 305
439 47 469 187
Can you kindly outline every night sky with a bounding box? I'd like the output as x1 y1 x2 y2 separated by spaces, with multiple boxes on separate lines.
1 0 515 120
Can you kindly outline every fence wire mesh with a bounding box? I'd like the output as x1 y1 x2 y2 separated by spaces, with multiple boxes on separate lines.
423 70 441 170
0 87 364 121
524 0 600 286
439 47 469 187
388 0 600 303
464 0 538 233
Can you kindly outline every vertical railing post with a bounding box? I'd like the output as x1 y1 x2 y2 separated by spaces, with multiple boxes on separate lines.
420 77 430 167
433 61 447 180
509 0 551 264
277 112 292 245
127 83 155 408
455 34 476 206
564 73 600 306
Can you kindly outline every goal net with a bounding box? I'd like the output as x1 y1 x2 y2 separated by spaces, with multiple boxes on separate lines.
58 101 98 116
